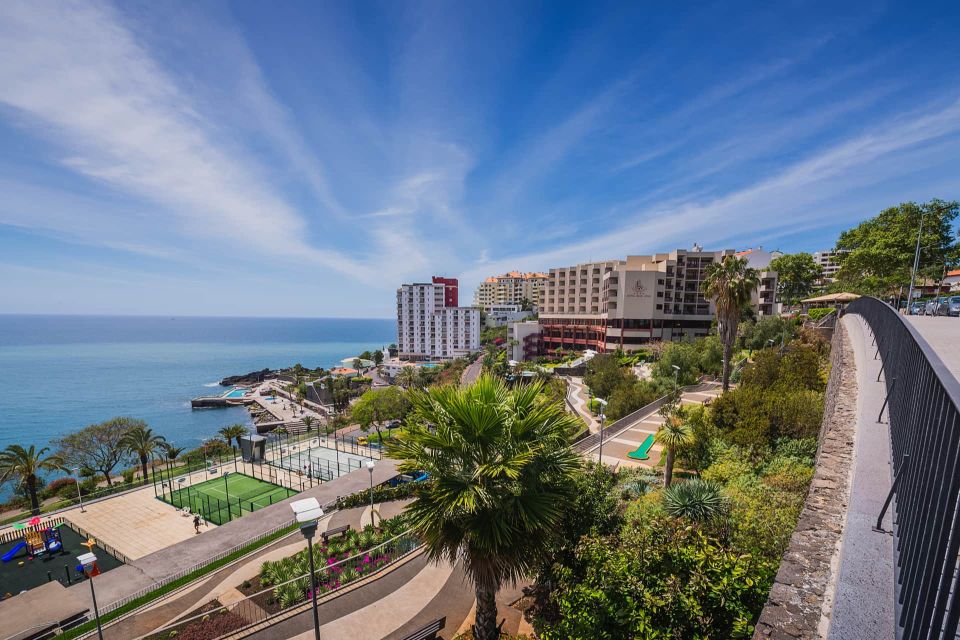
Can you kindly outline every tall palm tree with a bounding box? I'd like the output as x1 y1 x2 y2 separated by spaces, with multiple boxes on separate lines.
301 416 316 434
703 254 760 391
161 443 185 478
663 478 726 523
219 424 249 449
0 445 65 515
655 411 693 488
387 376 581 640
120 424 166 483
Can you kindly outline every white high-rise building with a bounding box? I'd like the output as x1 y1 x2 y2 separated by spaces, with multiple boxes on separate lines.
396 278 480 361
813 249 848 285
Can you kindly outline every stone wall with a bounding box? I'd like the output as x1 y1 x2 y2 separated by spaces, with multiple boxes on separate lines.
753 322 858 639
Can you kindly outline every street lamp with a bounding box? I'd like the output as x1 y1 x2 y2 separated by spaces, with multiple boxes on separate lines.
291 498 324 640
366 460 376 528
595 398 608 464
77 552 104 640
907 207 929 314
74 468 85 513
671 364 681 388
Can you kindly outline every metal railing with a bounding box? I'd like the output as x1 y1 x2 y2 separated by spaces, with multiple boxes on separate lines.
148 529 422 640
573 381 719 453
847 296 960 639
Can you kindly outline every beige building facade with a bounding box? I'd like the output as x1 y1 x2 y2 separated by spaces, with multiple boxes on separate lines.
474 271 549 310
539 248 779 353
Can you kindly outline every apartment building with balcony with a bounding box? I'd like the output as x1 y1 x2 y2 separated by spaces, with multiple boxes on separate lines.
538 247 779 353
396 277 480 361
814 249 848 286
473 271 549 310
507 320 544 362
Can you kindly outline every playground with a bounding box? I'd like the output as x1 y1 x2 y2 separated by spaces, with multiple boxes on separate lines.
160 473 295 526
0 523 123 597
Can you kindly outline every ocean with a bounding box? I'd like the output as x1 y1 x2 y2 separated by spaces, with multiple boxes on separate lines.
0 315 394 496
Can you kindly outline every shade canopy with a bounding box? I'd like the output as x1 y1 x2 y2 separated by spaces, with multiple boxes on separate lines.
801 292 861 304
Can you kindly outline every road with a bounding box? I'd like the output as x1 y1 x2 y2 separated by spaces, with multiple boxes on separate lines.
905 315 960 382
461 359 482 386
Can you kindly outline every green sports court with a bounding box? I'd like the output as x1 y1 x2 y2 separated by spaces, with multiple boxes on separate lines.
159 473 295 526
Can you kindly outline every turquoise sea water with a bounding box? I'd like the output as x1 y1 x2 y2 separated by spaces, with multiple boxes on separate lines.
0 315 394 496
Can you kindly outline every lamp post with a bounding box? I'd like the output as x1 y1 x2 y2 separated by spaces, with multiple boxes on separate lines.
595 398 608 464
907 207 928 314
366 460 376 528
77 552 104 640
671 364 681 388
291 498 324 640
74 468 85 513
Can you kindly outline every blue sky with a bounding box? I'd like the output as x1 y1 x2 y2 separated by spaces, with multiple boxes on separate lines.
1 0 958 318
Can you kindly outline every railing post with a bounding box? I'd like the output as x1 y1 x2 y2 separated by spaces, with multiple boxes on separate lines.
874 455 909 533
877 378 896 423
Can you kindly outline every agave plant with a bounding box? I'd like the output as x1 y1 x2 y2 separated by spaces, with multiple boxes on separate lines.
275 582 304 609
260 560 284 586
340 566 359 583
662 479 727 523
358 530 376 549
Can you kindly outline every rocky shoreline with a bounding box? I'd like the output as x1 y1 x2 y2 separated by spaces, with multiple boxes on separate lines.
219 368 274 386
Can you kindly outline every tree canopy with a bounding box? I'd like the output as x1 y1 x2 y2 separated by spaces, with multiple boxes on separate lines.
834 199 959 295
769 252 821 304
55 417 137 486
350 386 411 429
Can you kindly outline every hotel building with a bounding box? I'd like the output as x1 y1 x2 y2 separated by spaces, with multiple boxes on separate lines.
813 249 848 286
474 271 549 310
537 247 779 354
397 277 480 361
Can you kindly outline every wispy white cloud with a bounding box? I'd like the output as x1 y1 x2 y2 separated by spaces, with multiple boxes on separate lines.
0 0 375 279
460 97 960 284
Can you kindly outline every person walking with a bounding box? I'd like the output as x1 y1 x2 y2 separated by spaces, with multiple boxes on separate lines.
193 515 201 534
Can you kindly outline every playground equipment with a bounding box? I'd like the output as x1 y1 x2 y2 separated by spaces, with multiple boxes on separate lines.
1 525 65 562
627 434 656 461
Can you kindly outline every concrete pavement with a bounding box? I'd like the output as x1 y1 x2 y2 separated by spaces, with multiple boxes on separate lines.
905 315 960 382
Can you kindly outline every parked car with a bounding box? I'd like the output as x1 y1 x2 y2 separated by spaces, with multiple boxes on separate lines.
910 301 926 315
935 296 951 316
946 296 960 317
925 298 939 315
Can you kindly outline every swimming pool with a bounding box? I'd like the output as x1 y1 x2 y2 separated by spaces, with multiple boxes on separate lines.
223 388 247 399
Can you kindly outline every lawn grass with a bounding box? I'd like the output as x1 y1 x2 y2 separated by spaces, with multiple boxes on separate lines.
159 473 294 525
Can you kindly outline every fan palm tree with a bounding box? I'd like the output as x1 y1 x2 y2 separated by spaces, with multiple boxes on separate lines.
386 375 582 640
703 254 760 391
0 444 65 515
219 424 249 449
301 416 316 434
663 478 727 523
120 423 166 483
655 411 693 488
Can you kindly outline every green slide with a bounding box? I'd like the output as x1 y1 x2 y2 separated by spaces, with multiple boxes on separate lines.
627 433 655 460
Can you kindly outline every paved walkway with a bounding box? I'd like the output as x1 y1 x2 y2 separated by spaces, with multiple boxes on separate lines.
827 315 895 639
905 315 960 382
565 376 599 433
52 461 401 623
63 483 207 560
585 386 721 469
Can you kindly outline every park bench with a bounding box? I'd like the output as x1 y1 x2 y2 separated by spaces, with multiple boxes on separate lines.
321 525 350 542
400 617 446 640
